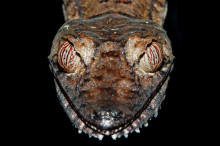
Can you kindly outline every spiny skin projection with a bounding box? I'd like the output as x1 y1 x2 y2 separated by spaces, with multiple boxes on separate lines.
48 0 174 140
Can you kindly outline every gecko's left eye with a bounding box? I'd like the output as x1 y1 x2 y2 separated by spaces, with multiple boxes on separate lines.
58 41 82 73
139 42 163 73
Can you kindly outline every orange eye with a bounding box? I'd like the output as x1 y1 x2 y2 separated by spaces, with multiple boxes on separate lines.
58 41 82 73
139 42 163 73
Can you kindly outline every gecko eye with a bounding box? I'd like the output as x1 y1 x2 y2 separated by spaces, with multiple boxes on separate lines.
139 42 163 73
58 41 82 73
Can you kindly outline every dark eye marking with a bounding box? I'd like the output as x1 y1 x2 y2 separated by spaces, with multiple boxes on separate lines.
101 51 120 58
94 75 103 81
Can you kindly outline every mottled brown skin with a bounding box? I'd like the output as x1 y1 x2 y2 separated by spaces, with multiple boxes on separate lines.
49 0 175 140
63 0 167 25
49 13 174 136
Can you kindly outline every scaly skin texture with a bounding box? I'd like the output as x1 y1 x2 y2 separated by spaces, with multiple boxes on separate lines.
48 0 174 140
62 0 167 25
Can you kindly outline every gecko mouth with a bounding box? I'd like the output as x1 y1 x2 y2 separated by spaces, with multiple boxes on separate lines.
52 58 173 140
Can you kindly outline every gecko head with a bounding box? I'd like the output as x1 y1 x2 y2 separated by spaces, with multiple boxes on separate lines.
48 14 174 139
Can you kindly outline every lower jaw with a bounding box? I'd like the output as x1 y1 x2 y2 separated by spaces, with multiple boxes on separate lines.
54 77 169 140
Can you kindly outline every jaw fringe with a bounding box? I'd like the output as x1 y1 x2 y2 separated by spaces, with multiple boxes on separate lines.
54 77 169 140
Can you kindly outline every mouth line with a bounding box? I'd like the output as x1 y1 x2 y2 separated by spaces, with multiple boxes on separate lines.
54 70 169 136
50 58 174 138
54 77 127 135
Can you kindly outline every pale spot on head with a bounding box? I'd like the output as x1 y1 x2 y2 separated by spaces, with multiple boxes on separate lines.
64 24 69 29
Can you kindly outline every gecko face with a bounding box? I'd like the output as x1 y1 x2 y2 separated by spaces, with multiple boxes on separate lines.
48 14 174 139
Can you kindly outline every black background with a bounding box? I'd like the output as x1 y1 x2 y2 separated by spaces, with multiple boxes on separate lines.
4 0 213 145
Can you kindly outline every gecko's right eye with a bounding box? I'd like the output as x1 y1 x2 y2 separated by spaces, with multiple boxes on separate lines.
58 41 82 73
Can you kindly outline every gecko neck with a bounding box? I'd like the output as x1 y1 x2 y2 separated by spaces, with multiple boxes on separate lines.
63 0 167 25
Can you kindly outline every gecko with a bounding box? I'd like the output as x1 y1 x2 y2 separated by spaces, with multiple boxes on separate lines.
48 0 174 140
